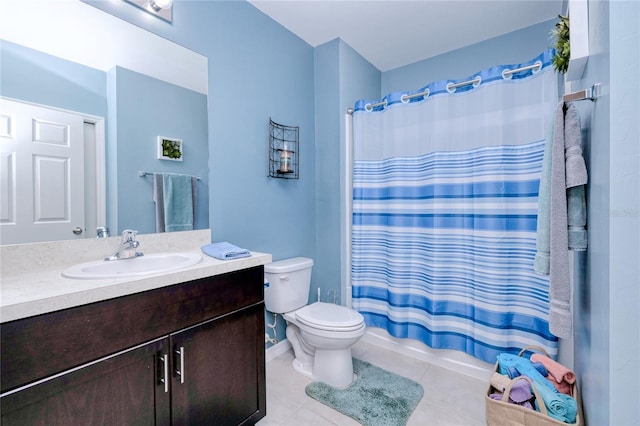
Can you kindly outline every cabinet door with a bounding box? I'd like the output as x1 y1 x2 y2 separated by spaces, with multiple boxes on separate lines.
0 338 171 426
171 303 266 426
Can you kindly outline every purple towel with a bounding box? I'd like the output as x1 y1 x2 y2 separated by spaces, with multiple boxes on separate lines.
489 394 534 410
490 378 535 410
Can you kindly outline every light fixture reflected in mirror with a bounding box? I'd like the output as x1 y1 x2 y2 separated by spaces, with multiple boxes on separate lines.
123 0 173 23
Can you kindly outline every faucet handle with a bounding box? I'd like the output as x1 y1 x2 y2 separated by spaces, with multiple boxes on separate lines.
121 229 138 241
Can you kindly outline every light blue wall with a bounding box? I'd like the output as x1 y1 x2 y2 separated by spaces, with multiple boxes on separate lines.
608 3 640 424
314 39 341 310
575 1 640 424
381 19 557 96
0 40 106 120
574 3 610 424
313 37 380 304
607 4 640 424
111 66 209 235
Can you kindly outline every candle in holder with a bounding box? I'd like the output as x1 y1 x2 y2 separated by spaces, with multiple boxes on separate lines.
279 150 292 173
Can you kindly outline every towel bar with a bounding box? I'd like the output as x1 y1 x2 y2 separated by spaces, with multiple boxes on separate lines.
563 83 600 103
138 171 201 181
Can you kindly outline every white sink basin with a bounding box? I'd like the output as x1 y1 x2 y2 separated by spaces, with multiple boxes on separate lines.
62 252 202 280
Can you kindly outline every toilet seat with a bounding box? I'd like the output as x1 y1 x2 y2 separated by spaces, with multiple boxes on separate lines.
295 302 364 332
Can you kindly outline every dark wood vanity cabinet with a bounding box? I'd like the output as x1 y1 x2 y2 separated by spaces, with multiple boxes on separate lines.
0 266 266 426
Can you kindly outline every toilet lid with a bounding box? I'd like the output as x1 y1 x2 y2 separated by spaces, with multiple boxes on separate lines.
295 302 365 331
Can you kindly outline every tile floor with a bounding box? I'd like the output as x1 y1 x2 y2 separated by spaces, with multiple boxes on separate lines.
257 340 488 426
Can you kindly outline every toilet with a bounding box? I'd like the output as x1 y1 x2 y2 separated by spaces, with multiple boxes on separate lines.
264 257 366 388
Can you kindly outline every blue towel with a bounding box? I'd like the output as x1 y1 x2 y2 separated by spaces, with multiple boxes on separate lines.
163 173 194 232
201 242 250 260
532 361 549 377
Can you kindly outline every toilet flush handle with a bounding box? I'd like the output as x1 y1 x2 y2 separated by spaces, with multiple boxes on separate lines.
279 275 289 281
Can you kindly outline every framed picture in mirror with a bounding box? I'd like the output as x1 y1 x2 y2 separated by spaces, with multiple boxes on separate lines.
158 136 183 161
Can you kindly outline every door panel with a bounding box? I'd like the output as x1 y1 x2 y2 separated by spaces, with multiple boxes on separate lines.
171 304 265 426
0 339 170 426
0 98 85 244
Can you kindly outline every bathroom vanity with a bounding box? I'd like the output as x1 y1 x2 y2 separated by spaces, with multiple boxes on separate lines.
0 231 271 426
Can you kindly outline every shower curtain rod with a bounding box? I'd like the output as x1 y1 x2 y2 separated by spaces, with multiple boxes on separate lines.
138 171 201 180
356 62 545 113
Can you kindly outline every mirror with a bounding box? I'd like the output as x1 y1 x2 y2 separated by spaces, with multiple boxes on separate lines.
0 1 209 245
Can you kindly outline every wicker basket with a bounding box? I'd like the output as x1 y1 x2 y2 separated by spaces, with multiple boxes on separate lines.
485 346 583 426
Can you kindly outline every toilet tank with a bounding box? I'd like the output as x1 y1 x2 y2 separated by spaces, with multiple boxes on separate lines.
264 257 314 314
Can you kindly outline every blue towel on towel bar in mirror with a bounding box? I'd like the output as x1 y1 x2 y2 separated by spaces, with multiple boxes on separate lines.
201 242 250 260
162 173 194 232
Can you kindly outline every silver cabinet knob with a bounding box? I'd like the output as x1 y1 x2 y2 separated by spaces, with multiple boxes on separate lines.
72 227 83 235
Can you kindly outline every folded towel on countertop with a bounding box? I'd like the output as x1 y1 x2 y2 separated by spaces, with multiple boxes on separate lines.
201 242 250 260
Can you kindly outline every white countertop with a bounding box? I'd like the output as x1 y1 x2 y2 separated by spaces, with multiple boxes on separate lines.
0 230 272 323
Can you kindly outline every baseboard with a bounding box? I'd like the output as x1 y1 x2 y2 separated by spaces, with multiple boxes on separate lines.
265 339 292 363
361 328 493 382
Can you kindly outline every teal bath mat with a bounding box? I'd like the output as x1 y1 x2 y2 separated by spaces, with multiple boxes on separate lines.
305 358 424 426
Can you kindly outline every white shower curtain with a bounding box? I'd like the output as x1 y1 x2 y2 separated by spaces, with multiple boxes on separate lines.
351 49 559 363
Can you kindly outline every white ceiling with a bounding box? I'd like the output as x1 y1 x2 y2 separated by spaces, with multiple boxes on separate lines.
248 1 563 72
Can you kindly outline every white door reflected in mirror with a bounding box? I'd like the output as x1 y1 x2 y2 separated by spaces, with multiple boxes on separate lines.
0 98 104 245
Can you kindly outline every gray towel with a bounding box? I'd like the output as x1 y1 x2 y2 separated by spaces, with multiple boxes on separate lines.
563 105 588 251
534 123 554 274
568 185 587 250
153 174 166 233
563 104 588 187
535 104 588 274
547 103 588 339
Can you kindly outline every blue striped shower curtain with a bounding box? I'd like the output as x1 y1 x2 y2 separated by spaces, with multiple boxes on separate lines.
351 49 559 364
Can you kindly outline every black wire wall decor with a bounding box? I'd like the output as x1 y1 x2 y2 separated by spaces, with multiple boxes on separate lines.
268 118 299 179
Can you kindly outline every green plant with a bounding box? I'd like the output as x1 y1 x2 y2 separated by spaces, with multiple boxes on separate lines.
551 14 570 74
162 138 182 159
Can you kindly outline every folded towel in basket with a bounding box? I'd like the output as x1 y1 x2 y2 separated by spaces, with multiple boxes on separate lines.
201 242 250 260
531 353 575 396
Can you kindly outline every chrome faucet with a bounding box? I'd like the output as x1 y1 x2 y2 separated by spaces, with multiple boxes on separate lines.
105 229 143 261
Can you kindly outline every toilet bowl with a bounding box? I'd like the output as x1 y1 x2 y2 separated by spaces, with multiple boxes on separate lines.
264 257 366 388
284 302 365 387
